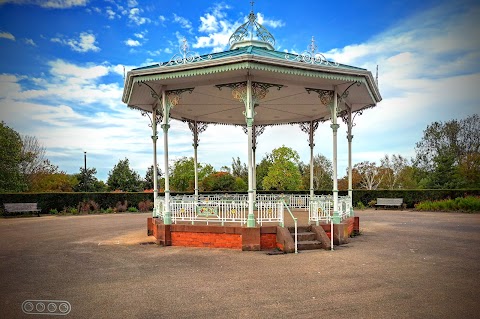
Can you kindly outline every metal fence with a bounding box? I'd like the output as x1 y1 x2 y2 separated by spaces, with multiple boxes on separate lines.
154 193 352 226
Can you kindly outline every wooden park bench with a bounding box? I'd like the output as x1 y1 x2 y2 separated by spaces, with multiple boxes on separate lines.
3 203 41 217
375 198 404 210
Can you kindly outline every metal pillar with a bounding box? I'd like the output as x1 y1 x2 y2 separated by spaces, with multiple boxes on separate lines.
246 78 256 227
347 106 354 217
161 90 172 225
152 106 159 217
299 121 318 199
331 87 340 225
189 120 207 202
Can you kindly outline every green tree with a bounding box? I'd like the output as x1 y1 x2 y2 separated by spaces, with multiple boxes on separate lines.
0 122 27 192
299 154 333 190
414 114 479 188
74 167 100 192
107 158 143 192
201 172 236 191
170 157 213 191
231 157 248 182
30 173 78 192
262 146 302 191
256 155 272 190
144 165 163 190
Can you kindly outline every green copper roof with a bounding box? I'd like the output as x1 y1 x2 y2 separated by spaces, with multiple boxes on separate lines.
133 45 366 72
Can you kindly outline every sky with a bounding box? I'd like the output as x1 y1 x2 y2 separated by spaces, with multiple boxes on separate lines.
0 0 479 182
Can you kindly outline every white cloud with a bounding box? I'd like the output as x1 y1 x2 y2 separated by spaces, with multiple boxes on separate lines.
24 38 36 46
0 31 15 41
129 7 151 25
173 13 192 30
193 5 237 52
51 32 100 52
0 0 86 8
125 38 141 47
256 13 285 28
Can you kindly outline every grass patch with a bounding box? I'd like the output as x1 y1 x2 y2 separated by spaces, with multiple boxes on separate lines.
414 196 480 213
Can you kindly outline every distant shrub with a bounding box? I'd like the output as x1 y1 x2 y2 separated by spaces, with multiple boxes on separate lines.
356 201 366 210
138 200 153 212
115 200 128 212
128 207 138 212
415 196 480 213
368 200 376 208
102 207 114 214
78 200 100 214
49 208 58 214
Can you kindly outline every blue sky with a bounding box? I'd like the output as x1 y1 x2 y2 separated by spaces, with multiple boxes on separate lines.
0 0 479 182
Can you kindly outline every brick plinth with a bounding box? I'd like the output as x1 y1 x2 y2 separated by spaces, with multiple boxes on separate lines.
172 232 242 249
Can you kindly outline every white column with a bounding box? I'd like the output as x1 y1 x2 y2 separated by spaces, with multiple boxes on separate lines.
331 87 340 224
193 121 199 201
347 106 354 216
246 78 256 227
309 121 315 198
162 90 172 225
152 106 159 217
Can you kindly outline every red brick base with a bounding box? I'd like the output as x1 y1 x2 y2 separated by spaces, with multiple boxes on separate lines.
147 217 359 252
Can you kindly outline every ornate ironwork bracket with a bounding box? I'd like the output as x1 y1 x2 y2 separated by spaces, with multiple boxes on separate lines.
141 109 163 128
242 124 266 151
188 121 208 148
299 121 319 147
216 81 283 105
165 87 195 109
285 36 339 66
305 88 334 106
161 38 212 67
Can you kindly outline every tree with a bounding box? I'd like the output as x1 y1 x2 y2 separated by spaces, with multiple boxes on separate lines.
256 155 272 190
415 114 479 189
458 153 480 188
231 157 248 182
299 154 333 190
144 165 163 190
74 167 100 192
354 161 384 190
29 173 78 192
379 154 409 189
262 146 302 191
201 171 236 191
170 157 213 192
0 122 27 192
107 158 143 192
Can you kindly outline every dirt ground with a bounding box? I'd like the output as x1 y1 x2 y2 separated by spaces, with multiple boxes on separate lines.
0 209 479 318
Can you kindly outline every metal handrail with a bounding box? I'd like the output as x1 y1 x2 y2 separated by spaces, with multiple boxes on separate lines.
282 200 298 254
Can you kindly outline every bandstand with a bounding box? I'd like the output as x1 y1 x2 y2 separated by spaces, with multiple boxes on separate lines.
122 4 381 252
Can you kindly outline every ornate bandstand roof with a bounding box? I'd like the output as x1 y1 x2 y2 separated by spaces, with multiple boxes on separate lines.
122 6 381 126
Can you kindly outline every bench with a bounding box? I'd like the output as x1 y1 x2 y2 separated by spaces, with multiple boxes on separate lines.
3 203 41 217
375 198 404 210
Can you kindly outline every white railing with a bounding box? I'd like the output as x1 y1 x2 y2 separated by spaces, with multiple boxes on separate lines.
309 195 333 224
154 193 352 226
256 201 283 226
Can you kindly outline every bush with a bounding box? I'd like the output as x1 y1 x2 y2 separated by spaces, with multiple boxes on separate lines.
356 201 366 210
368 199 376 208
115 200 128 212
128 207 138 212
415 196 480 212
78 200 100 214
49 208 58 214
138 200 153 212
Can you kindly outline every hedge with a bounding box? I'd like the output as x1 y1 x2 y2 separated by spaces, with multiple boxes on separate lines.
1 189 479 214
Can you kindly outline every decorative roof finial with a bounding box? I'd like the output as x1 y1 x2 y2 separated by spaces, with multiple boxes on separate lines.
228 0 275 50
284 36 339 66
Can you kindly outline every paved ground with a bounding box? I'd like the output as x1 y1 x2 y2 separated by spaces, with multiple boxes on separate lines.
0 209 479 318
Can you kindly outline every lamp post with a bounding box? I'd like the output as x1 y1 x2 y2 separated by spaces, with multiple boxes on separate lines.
84 151 87 192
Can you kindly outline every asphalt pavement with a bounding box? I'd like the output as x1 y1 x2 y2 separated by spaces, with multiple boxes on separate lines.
0 209 479 318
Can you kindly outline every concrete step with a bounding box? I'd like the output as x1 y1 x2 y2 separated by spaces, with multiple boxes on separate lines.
295 232 316 241
297 240 324 250
288 226 311 233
